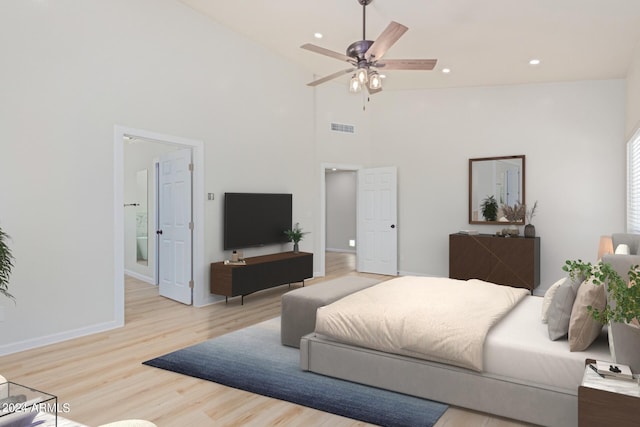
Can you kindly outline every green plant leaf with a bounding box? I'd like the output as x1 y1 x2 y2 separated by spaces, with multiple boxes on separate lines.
0 226 15 301
564 259 640 324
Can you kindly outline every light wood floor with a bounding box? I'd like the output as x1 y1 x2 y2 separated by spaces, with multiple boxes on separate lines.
0 253 531 426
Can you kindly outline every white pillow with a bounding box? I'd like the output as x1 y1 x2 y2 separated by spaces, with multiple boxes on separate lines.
615 244 630 254
541 278 565 323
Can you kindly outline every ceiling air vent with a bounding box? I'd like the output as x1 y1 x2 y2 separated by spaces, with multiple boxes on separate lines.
330 123 355 134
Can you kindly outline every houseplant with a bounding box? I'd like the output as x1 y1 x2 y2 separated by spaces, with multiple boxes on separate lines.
284 223 308 253
481 195 498 221
562 259 640 325
563 259 640 370
0 226 15 302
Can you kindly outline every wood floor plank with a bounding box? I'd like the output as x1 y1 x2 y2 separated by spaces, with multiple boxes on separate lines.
0 252 529 426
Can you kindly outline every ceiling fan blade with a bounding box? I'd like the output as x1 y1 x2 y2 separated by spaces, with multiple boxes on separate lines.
365 21 408 62
307 68 355 87
301 43 352 63
376 59 438 70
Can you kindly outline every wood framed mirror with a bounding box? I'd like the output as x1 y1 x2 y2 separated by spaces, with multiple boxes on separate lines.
469 155 525 225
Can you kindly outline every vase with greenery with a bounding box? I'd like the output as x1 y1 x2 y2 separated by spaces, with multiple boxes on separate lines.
284 223 308 253
563 259 640 370
481 195 498 221
0 226 15 302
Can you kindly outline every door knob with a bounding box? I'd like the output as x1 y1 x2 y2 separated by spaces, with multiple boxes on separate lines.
390 224 396 229
156 229 163 235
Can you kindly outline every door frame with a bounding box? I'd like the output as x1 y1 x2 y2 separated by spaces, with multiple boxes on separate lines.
114 125 206 324
319 162 362 277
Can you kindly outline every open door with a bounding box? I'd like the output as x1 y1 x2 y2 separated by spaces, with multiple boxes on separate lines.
158 148 193 304
357 166 398 275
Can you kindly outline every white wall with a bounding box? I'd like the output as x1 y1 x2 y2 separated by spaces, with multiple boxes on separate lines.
326 171 357 252
364 80 626 290
0 0 314 353
626 40 640 140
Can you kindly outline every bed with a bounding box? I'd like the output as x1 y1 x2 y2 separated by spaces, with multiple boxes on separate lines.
299 276 611 427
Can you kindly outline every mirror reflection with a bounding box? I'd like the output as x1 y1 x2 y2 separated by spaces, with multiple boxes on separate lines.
136 169 148 265
469 155 525 224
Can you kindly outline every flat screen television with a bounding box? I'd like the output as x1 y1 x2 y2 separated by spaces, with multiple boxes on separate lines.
223 192 292 250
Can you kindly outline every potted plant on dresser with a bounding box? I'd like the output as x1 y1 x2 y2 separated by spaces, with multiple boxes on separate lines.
563 259 640 372
0 225 15 302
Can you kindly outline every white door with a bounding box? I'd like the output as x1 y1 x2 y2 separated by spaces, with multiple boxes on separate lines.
158 148 193 304
357 166 398 275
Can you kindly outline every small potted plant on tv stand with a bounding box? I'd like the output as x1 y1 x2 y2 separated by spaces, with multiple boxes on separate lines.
284 223 308 253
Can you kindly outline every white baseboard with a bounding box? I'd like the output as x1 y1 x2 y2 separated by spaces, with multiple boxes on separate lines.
0 319 123 357
326 248 356 254
124 269 155 285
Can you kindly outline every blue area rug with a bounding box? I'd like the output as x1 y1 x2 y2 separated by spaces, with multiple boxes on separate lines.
143 318 448 427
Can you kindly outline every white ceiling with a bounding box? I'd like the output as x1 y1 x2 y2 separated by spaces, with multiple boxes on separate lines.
178 0 640 91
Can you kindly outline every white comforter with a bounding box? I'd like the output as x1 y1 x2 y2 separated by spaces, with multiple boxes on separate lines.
314 276 529 371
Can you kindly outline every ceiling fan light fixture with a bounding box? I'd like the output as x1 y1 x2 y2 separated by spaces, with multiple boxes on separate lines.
349 75 362 93
368 71 382 90
356 67 368 84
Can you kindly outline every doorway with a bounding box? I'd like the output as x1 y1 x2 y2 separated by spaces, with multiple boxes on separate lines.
325 169 357 272
122 138 178 285
319 163 399 277
319 163 360 277
114 126 206 324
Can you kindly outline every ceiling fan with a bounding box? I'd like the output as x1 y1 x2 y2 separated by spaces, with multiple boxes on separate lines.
301 0 437 94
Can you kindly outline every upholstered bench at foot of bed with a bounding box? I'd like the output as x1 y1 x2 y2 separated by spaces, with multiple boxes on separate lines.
280 276 381 348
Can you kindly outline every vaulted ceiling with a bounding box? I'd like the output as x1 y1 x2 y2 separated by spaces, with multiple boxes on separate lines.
179 0 640 91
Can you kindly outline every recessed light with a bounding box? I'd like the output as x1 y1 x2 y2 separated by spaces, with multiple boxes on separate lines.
442 68 451 74
314 32 323 39
529 59 541 65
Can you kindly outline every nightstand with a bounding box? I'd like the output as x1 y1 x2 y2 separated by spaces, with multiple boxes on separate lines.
578 359 640 426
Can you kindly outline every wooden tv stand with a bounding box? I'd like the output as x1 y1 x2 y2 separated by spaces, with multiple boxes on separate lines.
210 251 313 304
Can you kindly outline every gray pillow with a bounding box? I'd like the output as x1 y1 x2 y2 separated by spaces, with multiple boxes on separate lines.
547 277 583 340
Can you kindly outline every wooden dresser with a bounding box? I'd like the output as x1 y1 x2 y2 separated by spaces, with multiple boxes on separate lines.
449 233 540 292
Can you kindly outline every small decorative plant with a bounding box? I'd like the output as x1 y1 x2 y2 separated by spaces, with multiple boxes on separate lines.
501 202 526 223
284 223 308 244
525 201 538 225
563 259 640 324
481 195 498 221
0 226 15 302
